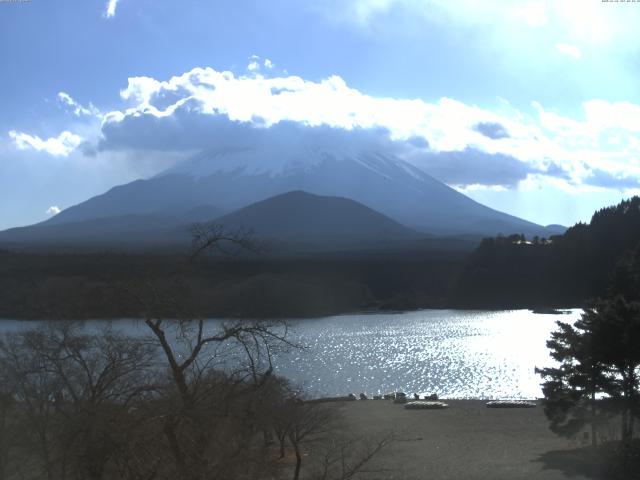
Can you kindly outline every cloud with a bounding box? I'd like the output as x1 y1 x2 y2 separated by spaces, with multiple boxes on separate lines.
247 55 261 72
100 67 520 152
58 92 100 117
414 148 537 188
545 161 571 180
99 106 258 152
246 55 275 73
586 169 640 190
95 105 544 189
105 0 119 18
9 130 83 157
473 121 510 139
89 66 640 190
317 0 640 47
98 86 539 187
556 43 581 59
406 135 429 148
46 206 61 216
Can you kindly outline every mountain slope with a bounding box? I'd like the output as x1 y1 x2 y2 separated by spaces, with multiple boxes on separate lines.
210 190 417 240
0 205 222 249
36 146 554 238
0 192 421 251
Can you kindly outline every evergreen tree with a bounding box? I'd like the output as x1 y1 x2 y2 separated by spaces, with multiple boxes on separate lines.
536 312 609 446
538 297 640 446
588 297 640 443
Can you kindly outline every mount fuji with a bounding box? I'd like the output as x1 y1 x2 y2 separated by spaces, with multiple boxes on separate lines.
0 146 563 250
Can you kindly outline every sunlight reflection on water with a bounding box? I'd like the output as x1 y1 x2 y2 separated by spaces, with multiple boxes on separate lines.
0 309 581 399
272 309 582 399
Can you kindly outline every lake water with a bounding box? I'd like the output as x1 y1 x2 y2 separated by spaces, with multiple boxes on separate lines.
0 309 581 399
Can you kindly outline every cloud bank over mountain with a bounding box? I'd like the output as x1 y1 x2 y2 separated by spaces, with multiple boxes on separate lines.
80 66 638 192
3 1 640 231
5 64 640 228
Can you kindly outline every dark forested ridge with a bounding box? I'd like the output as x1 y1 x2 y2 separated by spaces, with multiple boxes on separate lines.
0 248 465 319
2 197 640 319
452 196 640 308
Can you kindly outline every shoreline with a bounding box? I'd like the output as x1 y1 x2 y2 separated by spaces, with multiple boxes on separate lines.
339 399 602 480
309 395 544 402
0 305 582 322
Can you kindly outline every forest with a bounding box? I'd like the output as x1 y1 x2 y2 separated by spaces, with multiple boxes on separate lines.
0 247 463 320
452 197 640 309
2 197 640 319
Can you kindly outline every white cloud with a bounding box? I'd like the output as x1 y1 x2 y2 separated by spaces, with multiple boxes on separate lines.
96 66 640 191
46 206 61 216
9 130 83 157
246 56 275 73
105 0 119 18
247 54 261 72
556 43 581 59
317 0 640 48
58 92 100 117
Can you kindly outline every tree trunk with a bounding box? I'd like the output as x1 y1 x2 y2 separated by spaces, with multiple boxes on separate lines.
39 429 56 480
275 429 287 459
0 401 6 480
590 387 597 447
621 367 634 445
263 429 272 447
163 416 189 479
292 443 302 480
628 368 636 439
621 408 630 444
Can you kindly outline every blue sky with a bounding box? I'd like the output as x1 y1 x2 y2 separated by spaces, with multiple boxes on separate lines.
2 0 640 230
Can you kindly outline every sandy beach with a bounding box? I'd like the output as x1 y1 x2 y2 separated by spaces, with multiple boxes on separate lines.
339 399 605 480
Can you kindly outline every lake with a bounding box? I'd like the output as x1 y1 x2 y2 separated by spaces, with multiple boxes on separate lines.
0 309 581 399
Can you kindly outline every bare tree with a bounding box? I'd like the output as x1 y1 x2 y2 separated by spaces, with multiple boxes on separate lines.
0 378 18 480
309 430 394 480
287 402 337 480
0 224 391 480
272 396 394 480
115 224 295 480
0 322 158 480
188 223 266 262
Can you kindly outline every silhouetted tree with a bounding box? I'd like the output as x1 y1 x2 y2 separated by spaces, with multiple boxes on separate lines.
454 197 640 308
536 311 610 446
0 224 393 480
588 297 640 443
0 322 158 480
538 298 640 447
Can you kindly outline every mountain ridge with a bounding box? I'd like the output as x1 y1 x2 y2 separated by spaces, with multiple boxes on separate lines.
35 146 560 239
0 190 424 252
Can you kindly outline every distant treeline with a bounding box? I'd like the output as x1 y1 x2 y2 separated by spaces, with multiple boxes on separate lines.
3 197 640 319
452 196 640 308
0 248 464 319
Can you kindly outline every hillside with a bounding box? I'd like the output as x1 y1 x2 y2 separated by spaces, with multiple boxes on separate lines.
451 196 640 308
208 190 419 247
24 146 557 240
0 191 425 252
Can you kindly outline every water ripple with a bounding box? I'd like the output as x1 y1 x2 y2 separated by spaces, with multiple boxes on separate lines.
272 309 581 399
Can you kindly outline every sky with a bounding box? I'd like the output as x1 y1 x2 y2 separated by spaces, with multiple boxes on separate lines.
2 0 640 230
